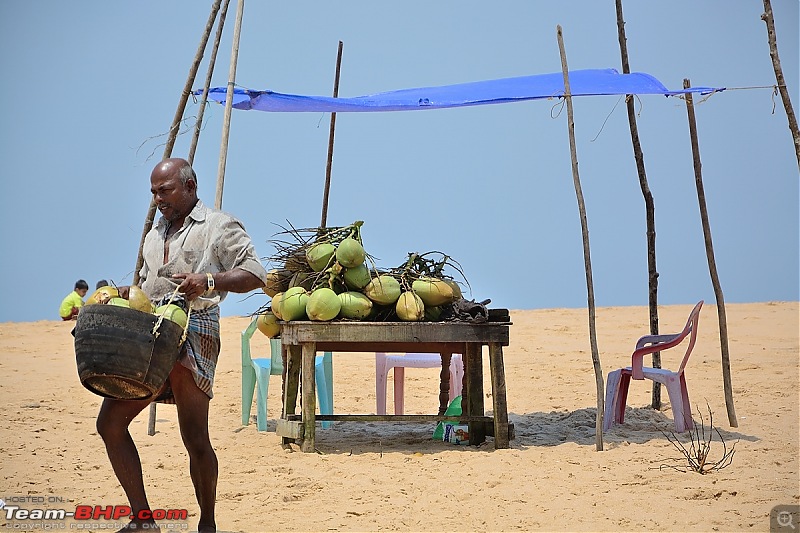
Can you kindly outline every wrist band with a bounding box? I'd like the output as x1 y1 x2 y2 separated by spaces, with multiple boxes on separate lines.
205 273 215 294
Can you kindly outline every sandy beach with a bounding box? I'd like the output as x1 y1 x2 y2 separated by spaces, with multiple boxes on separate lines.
1 301 798 532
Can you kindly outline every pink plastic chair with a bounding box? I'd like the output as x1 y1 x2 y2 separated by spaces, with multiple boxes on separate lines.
604 301 704 433
375 353 463 415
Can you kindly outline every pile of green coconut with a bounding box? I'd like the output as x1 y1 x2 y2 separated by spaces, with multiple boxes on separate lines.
255 221 467 337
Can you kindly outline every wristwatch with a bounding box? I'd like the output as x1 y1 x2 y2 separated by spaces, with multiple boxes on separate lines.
205 273 215 294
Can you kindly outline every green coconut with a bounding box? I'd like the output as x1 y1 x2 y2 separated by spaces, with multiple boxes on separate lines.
289 271 315 290
412 277 456 307
86 285 119 306
256 311 280 338
306 287 341 321
306 242 336 272
127 285 154 313
108 297 131 308
445 279 463 299
424 305 443 322
263 269 292 297
335 238 366 268
363 275 401 306
396 291 424 321
338 291 373 319
154 304 188 329
343 263 371 290
281 286 309 321
270 292 285 320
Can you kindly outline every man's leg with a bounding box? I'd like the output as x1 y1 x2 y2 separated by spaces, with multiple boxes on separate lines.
96 396 158 529
170 362 217 533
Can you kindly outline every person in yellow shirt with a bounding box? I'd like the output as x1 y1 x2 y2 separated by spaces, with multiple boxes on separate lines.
59 280 89 320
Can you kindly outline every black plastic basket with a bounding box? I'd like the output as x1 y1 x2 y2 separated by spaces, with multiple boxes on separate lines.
74 304 184 400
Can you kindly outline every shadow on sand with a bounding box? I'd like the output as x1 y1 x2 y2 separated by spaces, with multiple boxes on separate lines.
509 406 759 448
249 405 758 455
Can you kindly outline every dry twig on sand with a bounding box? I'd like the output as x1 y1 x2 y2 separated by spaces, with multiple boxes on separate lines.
657 402 737 474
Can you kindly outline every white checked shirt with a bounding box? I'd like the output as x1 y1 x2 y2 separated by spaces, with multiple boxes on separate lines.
139 200 268 309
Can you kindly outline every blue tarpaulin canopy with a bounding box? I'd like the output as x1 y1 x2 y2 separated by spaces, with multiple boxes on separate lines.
197 68 722 113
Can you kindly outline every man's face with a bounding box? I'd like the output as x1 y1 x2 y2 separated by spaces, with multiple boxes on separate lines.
150 171 196 223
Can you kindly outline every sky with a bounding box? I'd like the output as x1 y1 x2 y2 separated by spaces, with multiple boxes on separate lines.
0 1 797 323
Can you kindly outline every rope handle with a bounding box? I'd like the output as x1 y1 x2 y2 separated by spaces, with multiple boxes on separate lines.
152 286 193 347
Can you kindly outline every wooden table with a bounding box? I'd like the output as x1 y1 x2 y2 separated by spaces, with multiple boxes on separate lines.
276 317 512 452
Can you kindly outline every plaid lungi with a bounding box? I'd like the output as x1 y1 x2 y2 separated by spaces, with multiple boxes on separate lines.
156 305 221 403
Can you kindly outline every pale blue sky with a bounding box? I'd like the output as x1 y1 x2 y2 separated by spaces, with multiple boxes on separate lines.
0 1 797 323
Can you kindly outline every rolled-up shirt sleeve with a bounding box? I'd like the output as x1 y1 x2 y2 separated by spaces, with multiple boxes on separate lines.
213 218 268 285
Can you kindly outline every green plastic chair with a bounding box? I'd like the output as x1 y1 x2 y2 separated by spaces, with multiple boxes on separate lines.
241 317 333 431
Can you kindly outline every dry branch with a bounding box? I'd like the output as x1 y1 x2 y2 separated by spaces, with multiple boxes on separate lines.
658 402 737 474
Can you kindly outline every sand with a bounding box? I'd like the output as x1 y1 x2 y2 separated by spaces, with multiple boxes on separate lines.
1 301 798 532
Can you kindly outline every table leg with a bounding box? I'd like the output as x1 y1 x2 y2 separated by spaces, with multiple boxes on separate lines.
281 344 301 446
301 341 317 453
489 342 510 449
438 352 452 415
464 343 485 445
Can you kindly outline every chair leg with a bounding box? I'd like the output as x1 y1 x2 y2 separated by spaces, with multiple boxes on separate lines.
616 373 632 425
603 370 621 431
393 366 405 415
323 352 333 409
449 354 464 401
375 355 388 415
316 355 333 429
664 375 691 433
242 364 256 426
679 374 693 430
254 364 271 432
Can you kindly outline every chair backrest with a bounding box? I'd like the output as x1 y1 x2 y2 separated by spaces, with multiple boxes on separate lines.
241 317 259 367
268 338 284 373
630 300 703 379
677 300 704 374
241 316 284 375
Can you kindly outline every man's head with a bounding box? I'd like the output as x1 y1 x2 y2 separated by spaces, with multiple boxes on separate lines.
75 279 89 297
96 279 108 289
150 158 199 223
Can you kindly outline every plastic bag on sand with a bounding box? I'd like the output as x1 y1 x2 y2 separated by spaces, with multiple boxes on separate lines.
433 395 468 443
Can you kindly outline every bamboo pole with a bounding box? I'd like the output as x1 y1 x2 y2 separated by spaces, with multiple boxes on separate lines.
189 0 232 165
614 0 662 410
214 0 245 210
683 78 738 428
557 25 604 451
320 41 344 229
134 0 223 287
142 0 224 437
761 0 800 170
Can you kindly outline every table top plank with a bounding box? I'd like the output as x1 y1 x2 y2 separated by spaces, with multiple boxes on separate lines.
280 321 510 345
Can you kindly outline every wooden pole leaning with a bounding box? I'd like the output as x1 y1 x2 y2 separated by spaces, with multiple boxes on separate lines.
557 25 604 451
320 40 344 229
683 78 738 428
134 0 224 288
614 0 662 410
189 0 231 166
214 0 245 210
127 0 223 437
761 0 800 170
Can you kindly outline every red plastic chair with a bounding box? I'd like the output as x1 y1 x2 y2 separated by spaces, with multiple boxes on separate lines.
604 301 704 433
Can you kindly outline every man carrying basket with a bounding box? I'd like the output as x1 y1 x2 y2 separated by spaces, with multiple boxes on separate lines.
99 158 268 532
